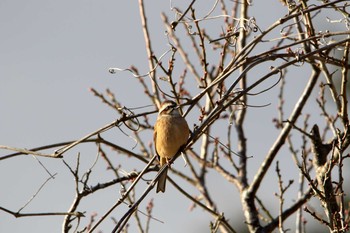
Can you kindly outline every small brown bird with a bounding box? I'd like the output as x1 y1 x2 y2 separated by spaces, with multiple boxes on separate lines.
154 100 189 193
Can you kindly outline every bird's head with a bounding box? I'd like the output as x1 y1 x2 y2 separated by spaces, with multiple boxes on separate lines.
158 100 181 117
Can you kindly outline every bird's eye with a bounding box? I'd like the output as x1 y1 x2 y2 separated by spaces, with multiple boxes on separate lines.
165 105 176 112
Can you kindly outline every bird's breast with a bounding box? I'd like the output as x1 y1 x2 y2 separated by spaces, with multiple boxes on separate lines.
155 116 189 158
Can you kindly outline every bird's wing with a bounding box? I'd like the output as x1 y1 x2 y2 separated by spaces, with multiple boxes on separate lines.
153 121 160 162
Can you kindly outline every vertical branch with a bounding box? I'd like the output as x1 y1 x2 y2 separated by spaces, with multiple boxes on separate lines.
62 154 83 233
139 0 160 105
337 142 346 232
337 41 350 230
275 161 285 233
293 115 310 233
235 1 257 232
236 0 248 184
250 67 320 191
199 100 211 180
191 9 216 108
340 41 349 127
161 13 202 83
319 62 341 111
245 67 321 233
310 124 341 231
300 0 317 51
274 161 293 233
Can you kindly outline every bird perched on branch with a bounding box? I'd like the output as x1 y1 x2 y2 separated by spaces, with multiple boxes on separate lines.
153 100 189 193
